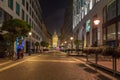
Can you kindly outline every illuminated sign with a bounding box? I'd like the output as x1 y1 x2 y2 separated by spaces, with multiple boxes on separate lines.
86 20 90 32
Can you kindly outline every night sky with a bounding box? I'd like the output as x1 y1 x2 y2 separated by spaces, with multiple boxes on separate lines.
39 0 67 35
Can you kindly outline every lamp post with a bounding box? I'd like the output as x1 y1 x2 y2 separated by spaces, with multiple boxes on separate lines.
93 18 100 46
93 18 100 70
70 37 74 53
29 32 32 55
64 41 67 48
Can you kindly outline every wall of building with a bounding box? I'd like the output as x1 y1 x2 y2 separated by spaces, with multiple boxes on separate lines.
73 0 115 47
0 0 43 52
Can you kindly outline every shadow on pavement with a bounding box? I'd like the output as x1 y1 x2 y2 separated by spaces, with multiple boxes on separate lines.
77 64 86 67
83 67 97 74
95 74 112 80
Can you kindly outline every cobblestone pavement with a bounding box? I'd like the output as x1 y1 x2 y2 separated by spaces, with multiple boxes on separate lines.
0 51 118 80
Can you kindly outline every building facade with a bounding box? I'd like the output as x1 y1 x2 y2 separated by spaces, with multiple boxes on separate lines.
72 0 120 47
61 0 73 45
41 22 52 47
0 0 43 52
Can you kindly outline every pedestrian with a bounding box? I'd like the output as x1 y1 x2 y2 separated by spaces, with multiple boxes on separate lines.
17 48 21 59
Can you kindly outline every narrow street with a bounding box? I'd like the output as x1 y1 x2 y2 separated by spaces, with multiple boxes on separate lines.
0 51 117 80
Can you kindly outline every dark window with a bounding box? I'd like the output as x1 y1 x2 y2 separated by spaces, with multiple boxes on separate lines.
30 7 32 15
22 9 25 20
16 2 20 16
29 18 31 25
22 0 25 6
26 1 29 11
32 11 34 18
118 0 120 15
30 0 32 4
107 1 116 21
26 14 28 23
8 0 13 10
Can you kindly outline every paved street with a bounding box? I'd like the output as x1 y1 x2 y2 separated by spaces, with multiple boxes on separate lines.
0 51 118 80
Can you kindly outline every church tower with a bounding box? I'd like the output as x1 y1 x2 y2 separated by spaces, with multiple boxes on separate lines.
52 31 58 48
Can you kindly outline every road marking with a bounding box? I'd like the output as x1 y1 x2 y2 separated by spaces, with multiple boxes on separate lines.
0 60 26 72
0 61 12 66
27 59 79 63
0 55 41 72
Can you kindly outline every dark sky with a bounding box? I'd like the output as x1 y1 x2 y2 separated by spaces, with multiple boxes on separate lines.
39 0 67 35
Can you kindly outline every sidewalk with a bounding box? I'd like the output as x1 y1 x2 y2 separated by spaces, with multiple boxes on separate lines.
62 51 120 77
0 53 40 65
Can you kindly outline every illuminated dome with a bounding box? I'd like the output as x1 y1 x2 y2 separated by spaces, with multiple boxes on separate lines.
52 31 58 48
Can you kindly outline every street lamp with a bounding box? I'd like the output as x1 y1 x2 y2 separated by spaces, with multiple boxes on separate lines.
93 18 100 70
93 18 100 46
70 37 74 41
93 18 100 26
64 41 67 44
29 32 32 55
29 32 32 36
70 37 74 53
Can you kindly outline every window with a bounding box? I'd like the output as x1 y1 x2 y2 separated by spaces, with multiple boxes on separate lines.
16 2 20 16
22 0 25 6
22 9 24 20
107 24 116 41
26 1 29 11
32 21 34 28
103 28 106 45
96 0 100 3
118 22 120 46
107 0 116 21
103 6 107 23
32 11 34 18
118 0 120 15
29 18 31 25
8 0 13 10
29 7 31 15
26 14 28 23
118 22 120 39
30 0 32 4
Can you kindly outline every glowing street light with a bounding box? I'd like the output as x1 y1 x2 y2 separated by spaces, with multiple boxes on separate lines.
70 37 74 41
70 37 74 53
28 32 32 55
93 19 100 26
29 32 32 36
65 41 67 44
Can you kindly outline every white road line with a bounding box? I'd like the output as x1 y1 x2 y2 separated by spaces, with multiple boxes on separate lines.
0 55 40 72
27 60 79 63
0 60 26 72
0 61 12 66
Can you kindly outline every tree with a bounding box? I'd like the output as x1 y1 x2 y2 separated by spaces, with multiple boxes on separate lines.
35 42 40 53
2 19 31 59
40 41 49 48
74 39 82 54
40 41 46 47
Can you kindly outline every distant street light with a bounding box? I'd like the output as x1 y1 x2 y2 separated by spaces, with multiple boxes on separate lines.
29 32 32 36
29 32 32 55
65 41 67 44
70 37 74 41
70 37 74 53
